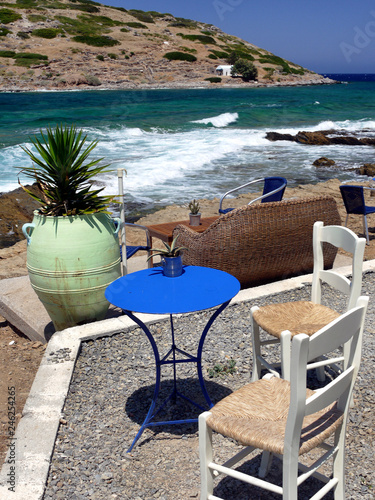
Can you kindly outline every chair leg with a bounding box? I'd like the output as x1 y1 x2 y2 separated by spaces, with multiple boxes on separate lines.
199 412 215 500
316 365 326 382
344 214 349 228
250 307 262 382
282 450 299 500
332 427 346 500
259 451 273 478
363 215 370 245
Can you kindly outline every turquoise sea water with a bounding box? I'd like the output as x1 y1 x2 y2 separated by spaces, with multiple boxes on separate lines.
1 77 375 211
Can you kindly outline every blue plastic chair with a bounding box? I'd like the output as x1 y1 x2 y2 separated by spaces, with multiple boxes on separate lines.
339 185 375 245
115 221 152 267
219 176 287 214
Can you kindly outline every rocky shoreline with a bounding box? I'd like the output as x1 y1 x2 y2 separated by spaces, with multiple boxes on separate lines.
2 178 375 281
0 75 336 93
266 129 375 147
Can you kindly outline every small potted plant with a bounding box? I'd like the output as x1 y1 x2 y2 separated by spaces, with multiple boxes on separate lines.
147 235 187 277
188 199 201 226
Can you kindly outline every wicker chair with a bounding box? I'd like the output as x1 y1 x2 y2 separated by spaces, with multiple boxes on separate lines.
173 195 341 288
199 296 368 500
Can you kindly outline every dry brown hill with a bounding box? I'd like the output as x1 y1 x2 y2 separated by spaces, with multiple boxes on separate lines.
0 0 333 90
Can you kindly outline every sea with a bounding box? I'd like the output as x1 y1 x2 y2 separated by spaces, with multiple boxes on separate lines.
1 73 375 214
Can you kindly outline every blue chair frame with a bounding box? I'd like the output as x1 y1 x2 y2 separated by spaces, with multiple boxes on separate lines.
339 184 375 245
115 221 152 267
218 176 287 214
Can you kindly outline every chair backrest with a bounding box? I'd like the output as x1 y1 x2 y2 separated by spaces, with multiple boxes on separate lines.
339 185 366 215
311 221 366 310
218 176 287 213
261 176 287 203
285 296 368 455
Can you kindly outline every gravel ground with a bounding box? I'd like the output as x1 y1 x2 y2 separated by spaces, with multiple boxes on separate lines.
43 272 375 500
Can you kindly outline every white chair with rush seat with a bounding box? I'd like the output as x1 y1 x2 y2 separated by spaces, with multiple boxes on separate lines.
250 221 366 382
199 296 368 500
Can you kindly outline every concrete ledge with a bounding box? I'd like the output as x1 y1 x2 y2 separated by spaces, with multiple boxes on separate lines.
0 276 54 344
0 259 374 499
0 254 152 344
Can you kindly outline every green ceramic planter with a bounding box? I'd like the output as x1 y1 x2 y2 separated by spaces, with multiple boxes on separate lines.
22 211 121 331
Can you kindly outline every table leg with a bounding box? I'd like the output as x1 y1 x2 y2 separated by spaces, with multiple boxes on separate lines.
124 300 231 452
196 301 231 408
124 310 162 452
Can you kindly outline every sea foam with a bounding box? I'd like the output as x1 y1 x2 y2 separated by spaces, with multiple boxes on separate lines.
191 112 239 127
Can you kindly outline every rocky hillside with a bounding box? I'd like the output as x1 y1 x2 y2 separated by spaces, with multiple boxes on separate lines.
0 0 333 90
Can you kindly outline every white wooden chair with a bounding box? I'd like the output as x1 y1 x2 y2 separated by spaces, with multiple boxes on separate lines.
250 221 366 382
199 296 368 500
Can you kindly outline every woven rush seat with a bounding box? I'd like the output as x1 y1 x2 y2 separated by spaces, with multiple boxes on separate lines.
206 377 343 456
252 301 340 338
173 195 341 288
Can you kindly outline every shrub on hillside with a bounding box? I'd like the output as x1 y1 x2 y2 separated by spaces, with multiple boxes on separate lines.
85 15 124 27
72 35 120 47
32 28 59 39
205 77 222 83
169 17 197 29
27 14 46 22
17 31 30 39
0 28 11 36
148 11 171 19
13 52 49 67
163 51 197 62
290 67 305 75
227 50 254 64
71 4 100 14
14 0 38 7
0 8 22 24
85 74 101 86
128 9 155 23
15 53 48 60
258 54 300 74
178 46 197 54
178 33 216 44
0 50 16 58
125 22 148 29
209 50 230 59
55 14 122 37
231 59 257 81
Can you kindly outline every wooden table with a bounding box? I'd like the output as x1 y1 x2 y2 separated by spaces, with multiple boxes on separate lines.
147 216 219 245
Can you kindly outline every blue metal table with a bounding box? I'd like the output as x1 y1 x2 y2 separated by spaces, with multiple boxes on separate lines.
105 265 240 452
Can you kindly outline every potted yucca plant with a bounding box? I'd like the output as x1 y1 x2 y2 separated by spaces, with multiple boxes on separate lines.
20 124 121 331
147 235 187 277
188 199 201 226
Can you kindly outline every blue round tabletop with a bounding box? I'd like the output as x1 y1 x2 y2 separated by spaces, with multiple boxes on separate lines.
105 266 241 314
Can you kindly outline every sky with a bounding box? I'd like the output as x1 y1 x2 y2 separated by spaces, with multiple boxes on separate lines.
102 0 375 74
